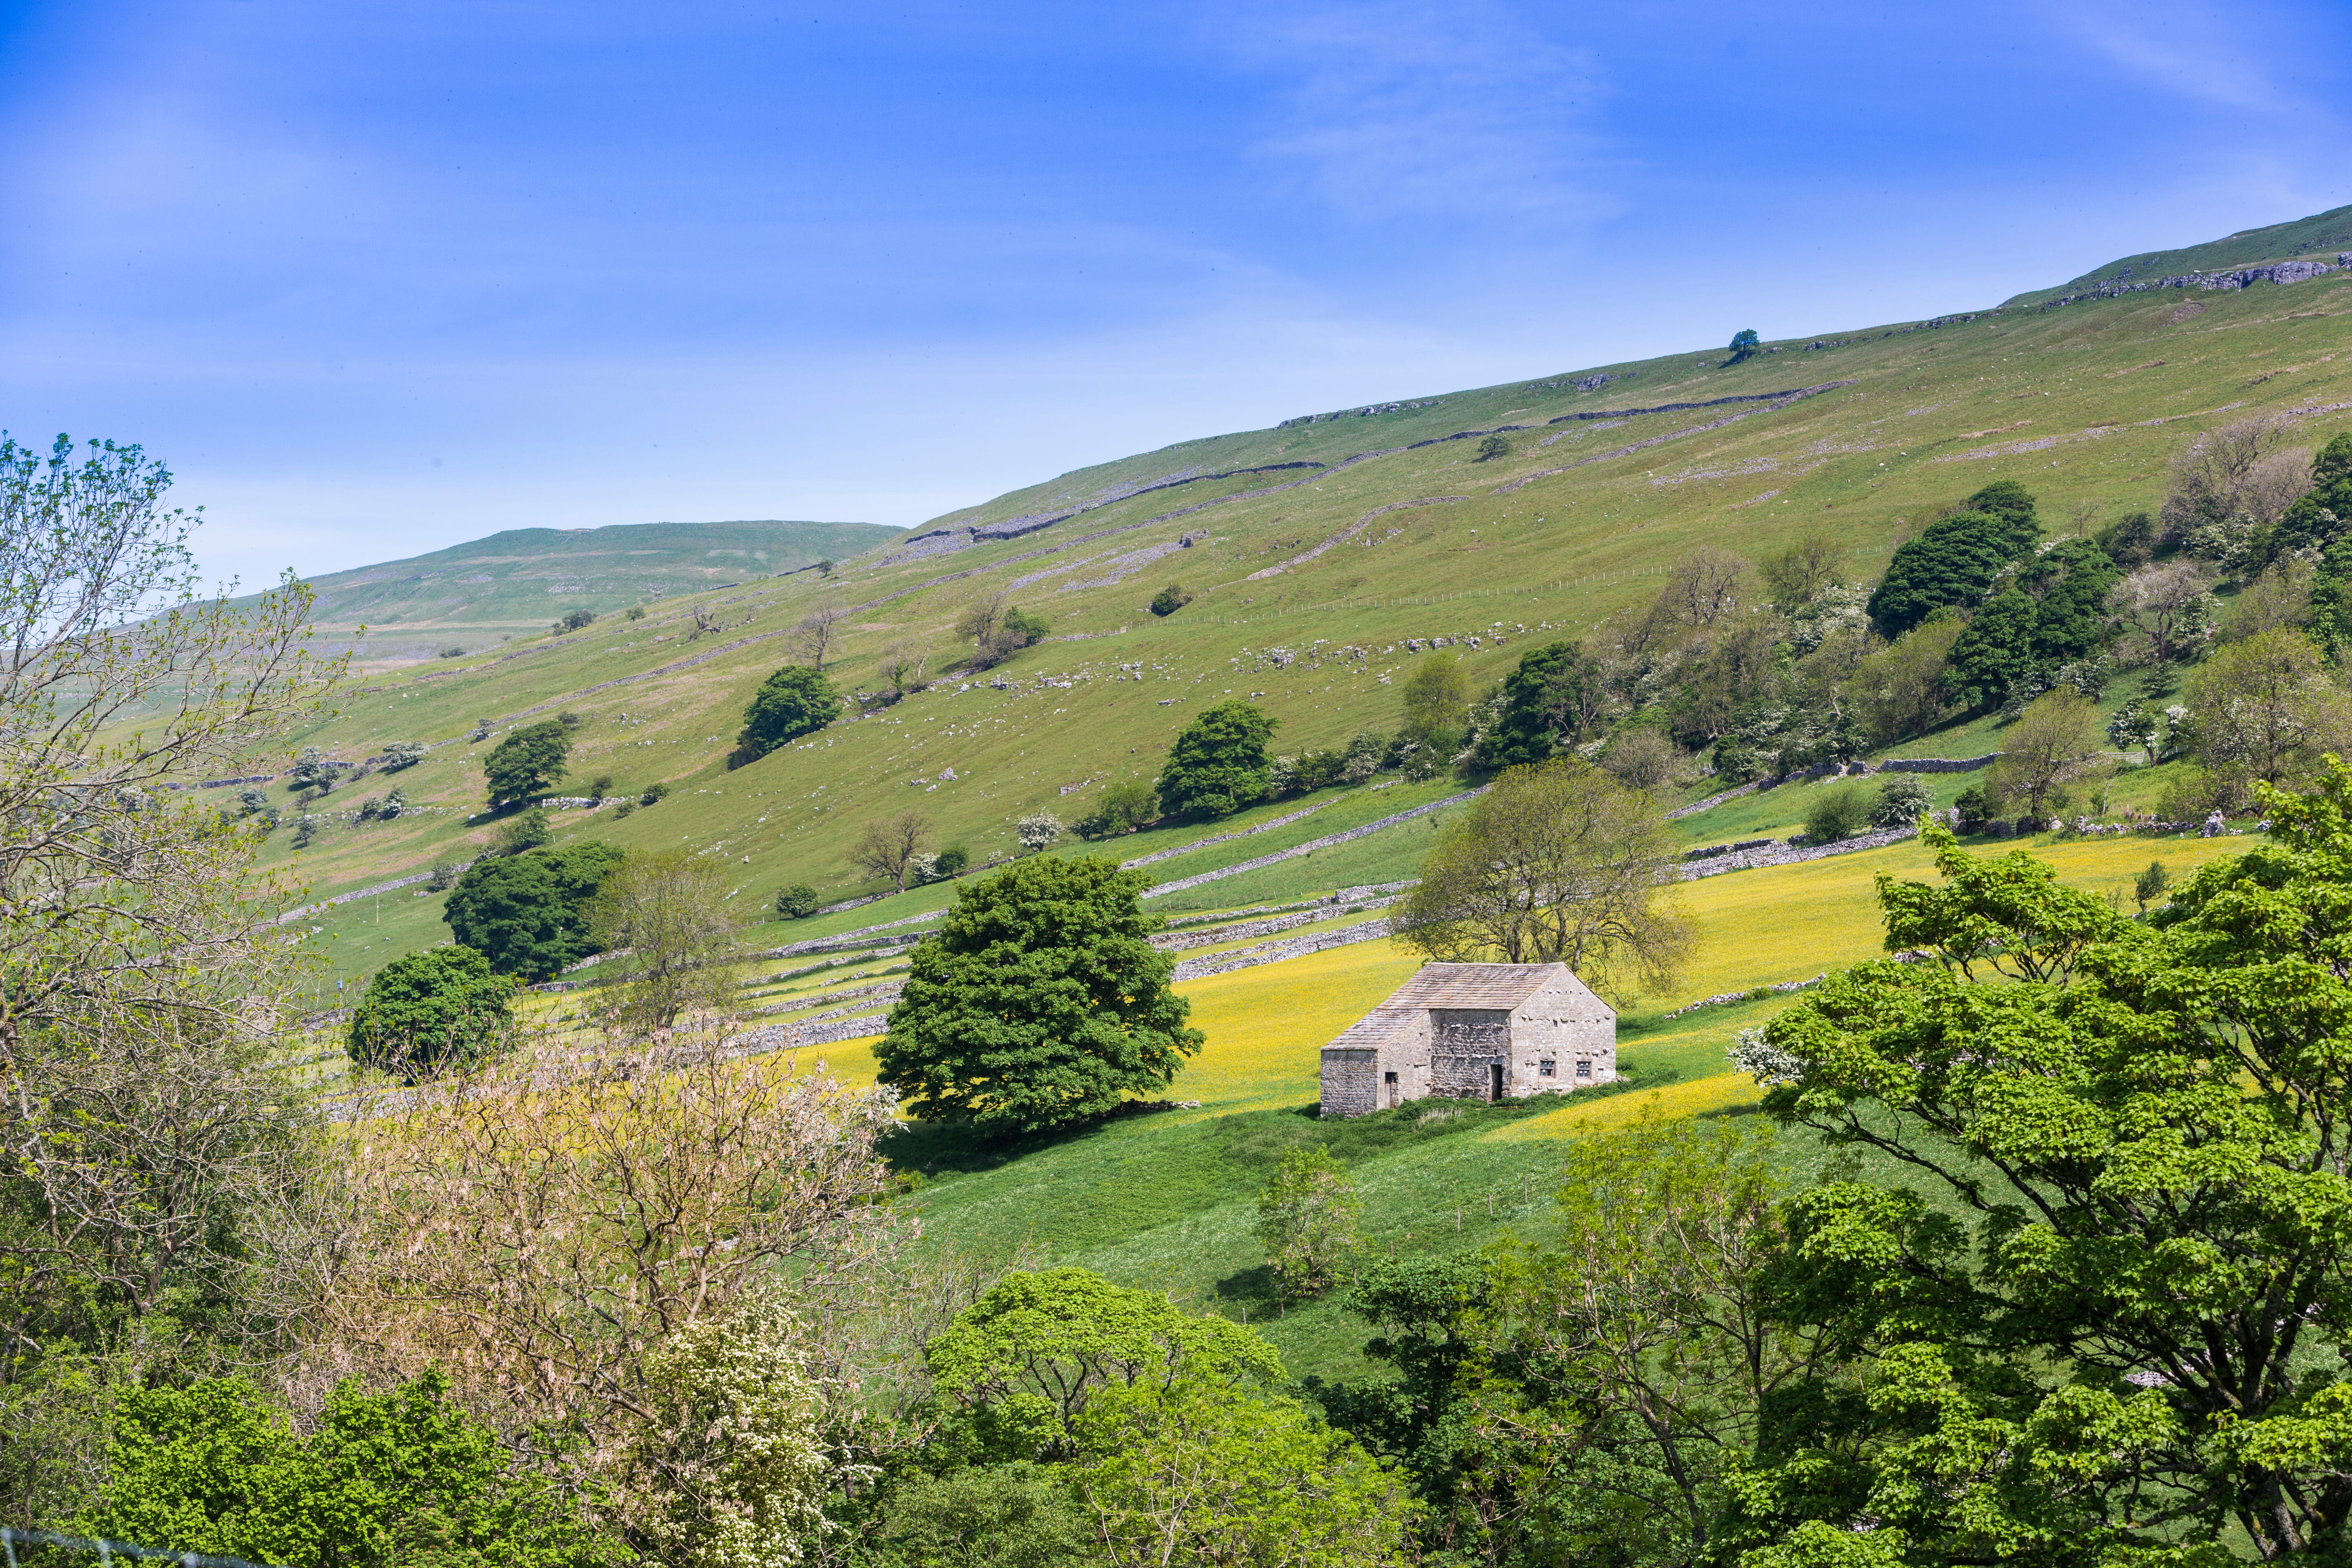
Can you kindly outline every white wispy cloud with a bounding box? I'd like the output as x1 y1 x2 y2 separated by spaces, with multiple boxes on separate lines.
2046 3 2308 114
1213 0 1614 223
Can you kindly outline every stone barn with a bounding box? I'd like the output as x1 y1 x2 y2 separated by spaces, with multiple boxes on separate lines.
1319 962 1616 1118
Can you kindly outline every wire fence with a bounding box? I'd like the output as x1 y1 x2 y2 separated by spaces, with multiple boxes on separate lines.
0 1528 283 1568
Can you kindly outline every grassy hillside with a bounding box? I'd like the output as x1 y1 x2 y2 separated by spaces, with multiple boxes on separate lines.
250 518 900 660
2009 201 2352 305
245 240 2351 953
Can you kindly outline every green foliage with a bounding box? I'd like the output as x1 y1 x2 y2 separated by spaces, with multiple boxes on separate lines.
2272 430 2352 559
1398 654 1471 747
442 841 626 980
289 746 335 792
924 1268 1282 1461
1738 792 2352 1562
773 883 822 919
736 665 840 764
1865 485 2043 637
639 782 671 806
492 806 553 856
483 719 572 811
2132 858 2170 912
1802 780 1873 843
1156 699 1278 820
346 946 519 1079
1148 583 1191 617
82 1370 618 1568
557 606 597 632
1069 1375 1415 1566
1253 1146 1361 1298
878 858 1202 1136
1002 605 1050 646
626 602 647 620
932 845 970 877
381 740 427 772
1478 639 1608 768
879 1464 1089 1567
1944 539 2119 707
1728 328 1761 361
1474 433 1509 462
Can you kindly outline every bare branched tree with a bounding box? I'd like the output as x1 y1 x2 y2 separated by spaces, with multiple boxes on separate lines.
792 602 846 670
333 1037 902 1445
850 809 933 893
1657 546 1754 629
1394 760 1689 999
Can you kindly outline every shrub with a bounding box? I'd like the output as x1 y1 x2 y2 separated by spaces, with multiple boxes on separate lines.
1076 778 1158 840
347 947 519 1079
492 807 553 857
611 800 635 820
1871 773 1933 829
1600 728 1677 791
557 607 596 632
626 603 647 620
1016 811 1063 853
290 815 319 848
1149 584 1191 617
774 883 823 920
1803 782 1874 844
736 665 840 764
437 644 467 658
425 860 461 892
1953 782 1991 832
589 773 612 797
381 740 428 771
1474 433 1509 462
557 710 583 728
640 782 671 806
1254 1146 1361 1299
933 846 970 878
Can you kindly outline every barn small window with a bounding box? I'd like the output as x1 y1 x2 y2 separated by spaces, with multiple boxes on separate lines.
1538 1060 1556 1077
1383 1071 1398 1084
1576 1060 1592 1078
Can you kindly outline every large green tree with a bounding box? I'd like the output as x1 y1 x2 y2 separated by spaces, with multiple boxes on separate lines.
1729 791 2352 1565
1478 639 1611 768
1866 483 2043 637
1155 699 1278 820
442 841 625 980
345 945 519 1079
736 664 840 763
877 857 1202 1136
482 718 572 811
1945 539 2119 707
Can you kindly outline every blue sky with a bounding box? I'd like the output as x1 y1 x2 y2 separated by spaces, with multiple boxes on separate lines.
2 1 2346 589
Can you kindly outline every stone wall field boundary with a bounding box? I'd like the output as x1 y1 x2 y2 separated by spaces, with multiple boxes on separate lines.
1680 826 1913 879
1877 754 1997 774
1141 788 1483 898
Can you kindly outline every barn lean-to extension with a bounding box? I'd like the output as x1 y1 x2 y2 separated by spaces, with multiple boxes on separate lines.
1317 962 1617 1117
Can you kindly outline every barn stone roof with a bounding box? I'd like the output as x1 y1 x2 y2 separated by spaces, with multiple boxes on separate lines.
1322 962 1608 1054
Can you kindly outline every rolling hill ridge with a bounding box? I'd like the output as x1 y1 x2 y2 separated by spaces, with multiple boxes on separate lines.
234 204 2352 1006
